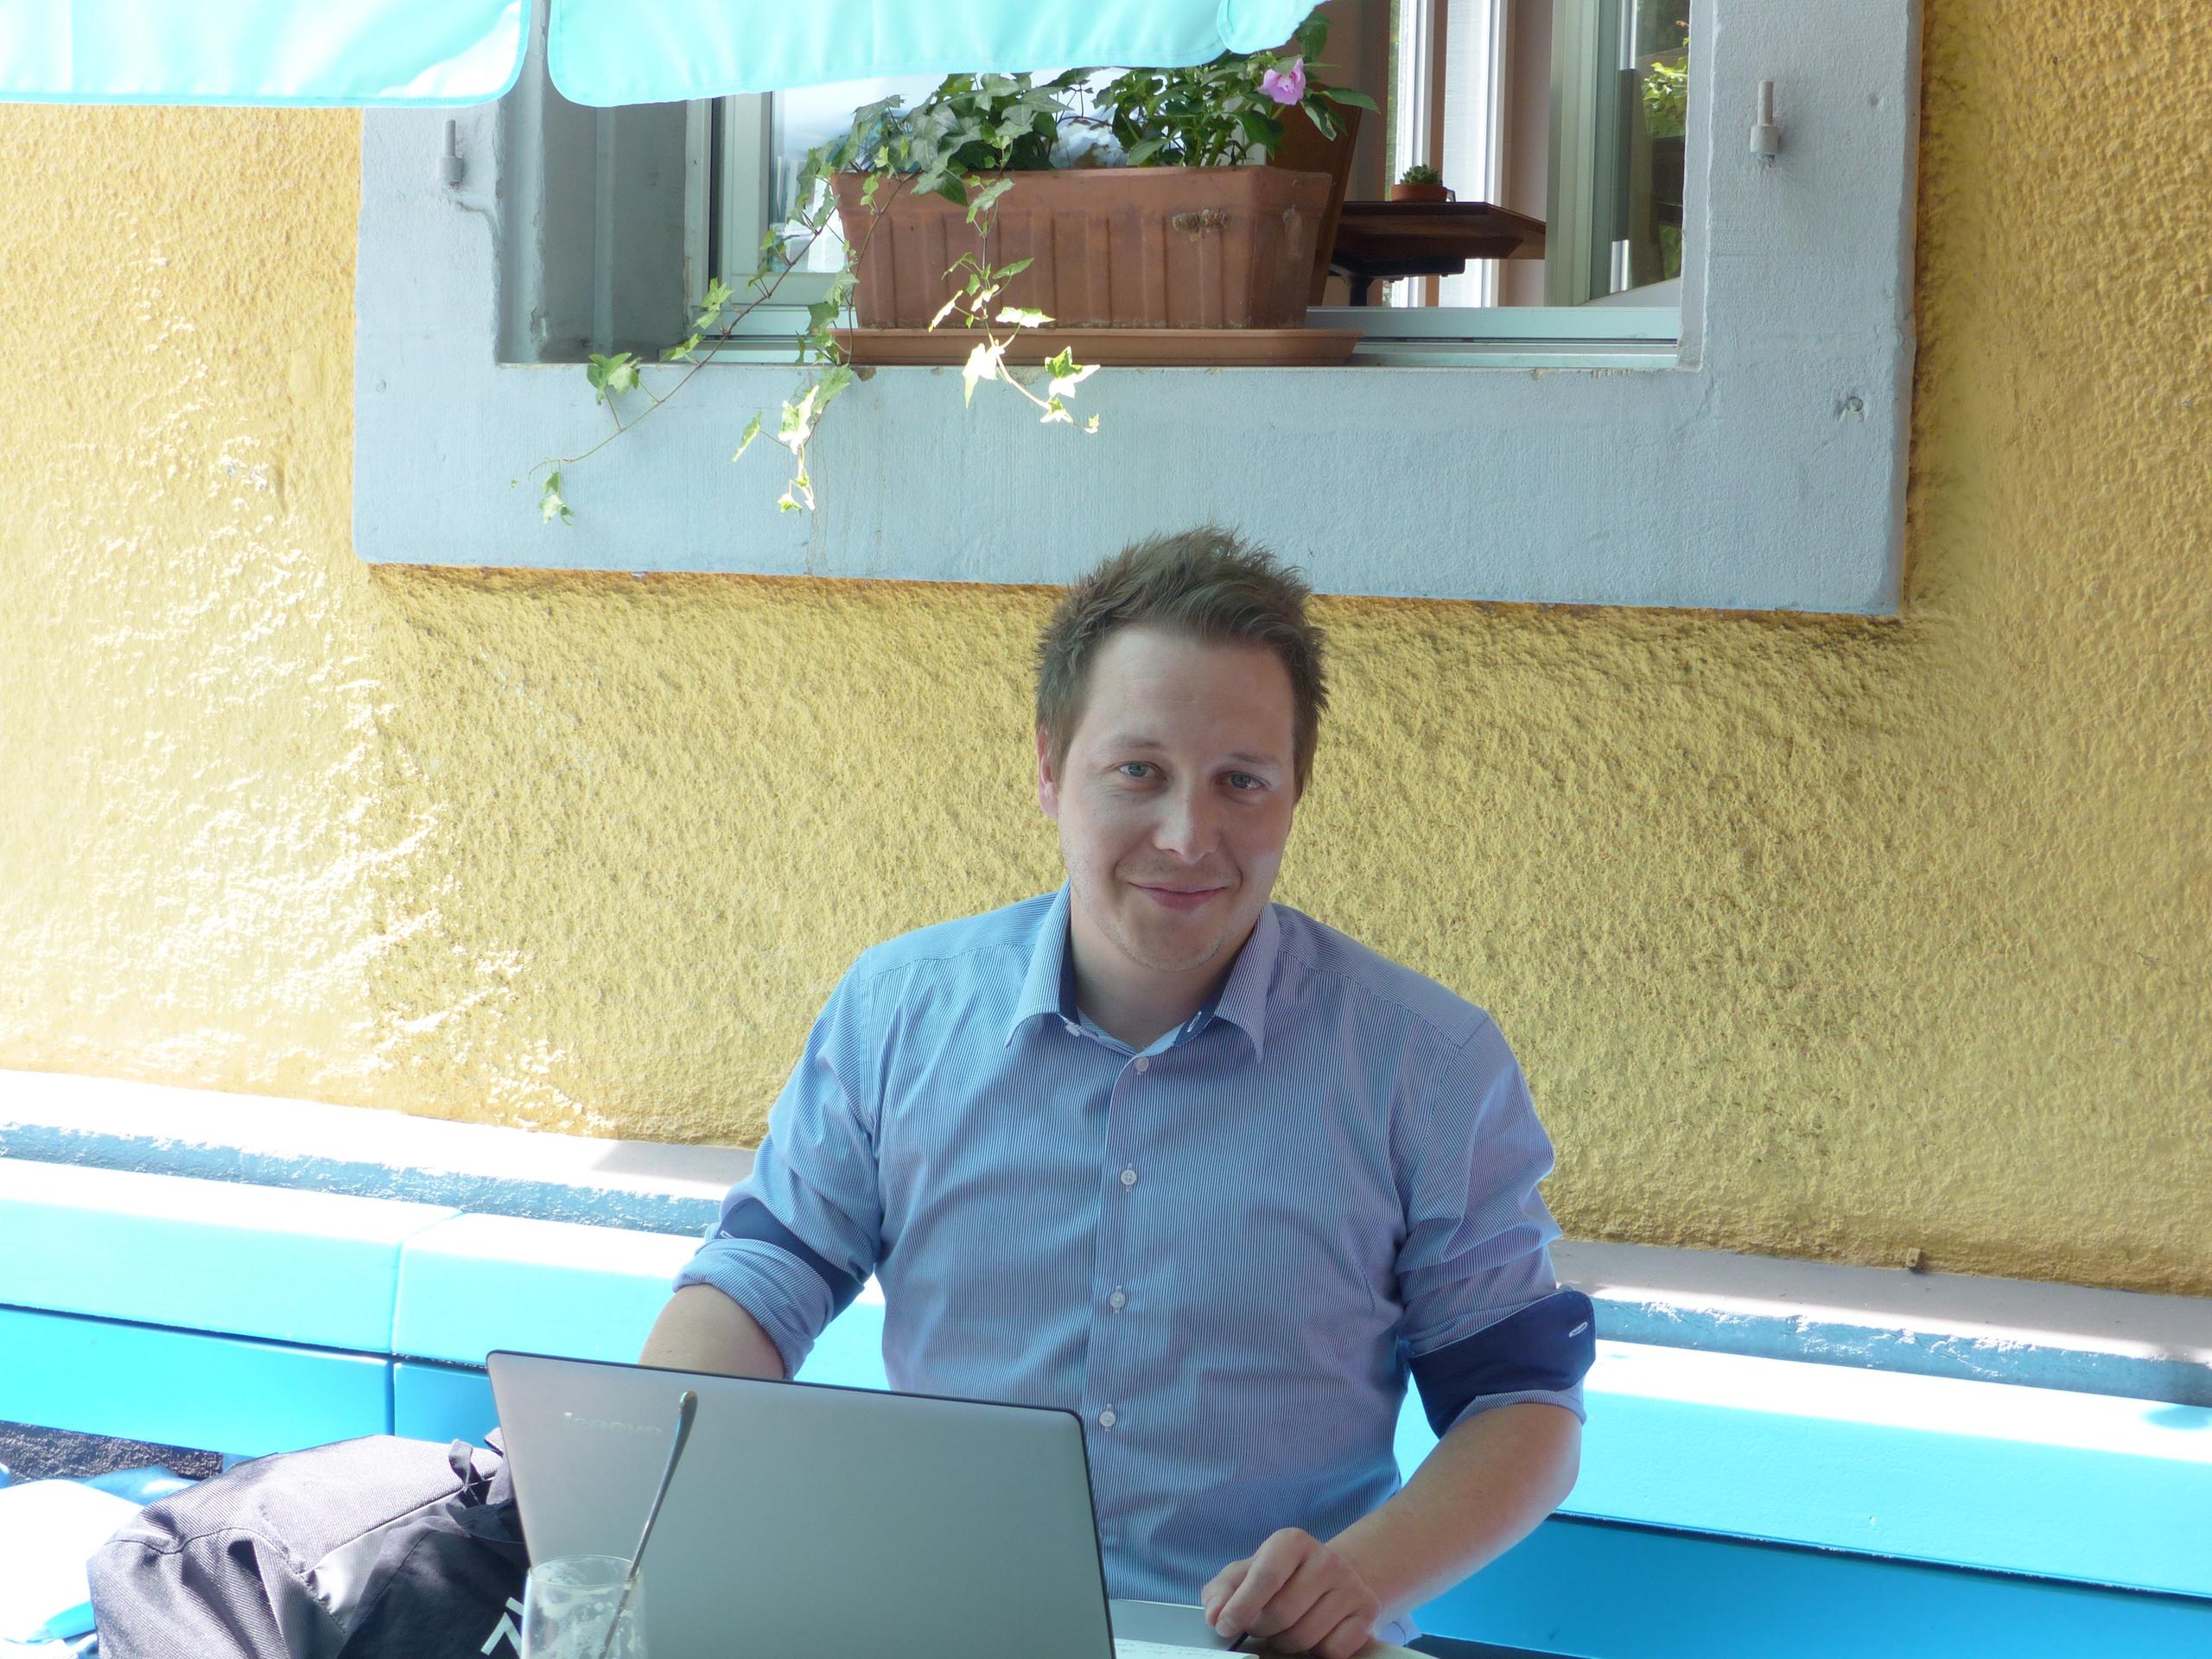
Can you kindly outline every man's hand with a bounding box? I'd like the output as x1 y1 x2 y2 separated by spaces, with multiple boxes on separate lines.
1201 1529 1382 1659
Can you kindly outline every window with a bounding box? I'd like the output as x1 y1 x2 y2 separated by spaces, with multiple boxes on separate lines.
682 1 1684 367
353 0 1920 613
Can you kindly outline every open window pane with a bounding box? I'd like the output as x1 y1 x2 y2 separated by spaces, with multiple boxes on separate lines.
694 0 1684 351
1385 0 1689 315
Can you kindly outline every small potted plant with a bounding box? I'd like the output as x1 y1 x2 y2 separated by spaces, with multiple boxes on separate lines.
826 12 1376 333
1389 163 1452 203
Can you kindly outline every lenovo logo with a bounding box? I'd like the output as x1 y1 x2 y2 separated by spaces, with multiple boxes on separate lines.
561 1412 665 1437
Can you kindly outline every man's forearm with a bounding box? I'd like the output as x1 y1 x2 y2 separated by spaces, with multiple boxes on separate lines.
1325 1401 1581 1626
639 1284 787 1380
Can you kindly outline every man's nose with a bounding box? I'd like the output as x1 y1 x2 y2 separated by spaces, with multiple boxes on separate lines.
1151 784 1218 857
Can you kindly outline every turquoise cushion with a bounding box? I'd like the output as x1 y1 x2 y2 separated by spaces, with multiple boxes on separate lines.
0 1160 452 1352
393 1213 697 1366
1395 1340 2212 1602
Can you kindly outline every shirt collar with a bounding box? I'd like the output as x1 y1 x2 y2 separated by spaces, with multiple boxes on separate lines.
1004 882 1278 1061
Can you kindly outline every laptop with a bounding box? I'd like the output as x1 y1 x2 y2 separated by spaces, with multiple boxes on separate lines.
490 1350 1363 1659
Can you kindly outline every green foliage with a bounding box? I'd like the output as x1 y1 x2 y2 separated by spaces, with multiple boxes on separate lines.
539 472 573 524
532 7 1375 521
859 72 1087 203
1096 13 1376 169
585 352 640 404
1398 162 1440 185
1643 56 1689 138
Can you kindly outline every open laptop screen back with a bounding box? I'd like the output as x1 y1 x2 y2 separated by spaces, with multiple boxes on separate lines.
488 1351 1115 1659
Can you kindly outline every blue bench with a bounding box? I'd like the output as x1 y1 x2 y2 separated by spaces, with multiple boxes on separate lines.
3 1155 2209 1657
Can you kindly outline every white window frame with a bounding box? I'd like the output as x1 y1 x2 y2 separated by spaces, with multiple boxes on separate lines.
353 0 1920 613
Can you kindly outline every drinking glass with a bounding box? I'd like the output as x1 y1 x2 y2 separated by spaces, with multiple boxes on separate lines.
521 1554 647 1659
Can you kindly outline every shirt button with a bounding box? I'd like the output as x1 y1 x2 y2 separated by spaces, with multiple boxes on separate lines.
1134 1057 1149 1073
1064 1020 1080 1036
1097 1408 1116 1429
1119 1166 1137 1188
1108 1287 1127 1311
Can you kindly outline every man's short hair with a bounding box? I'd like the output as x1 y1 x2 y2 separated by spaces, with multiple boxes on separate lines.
1034 527 1329 797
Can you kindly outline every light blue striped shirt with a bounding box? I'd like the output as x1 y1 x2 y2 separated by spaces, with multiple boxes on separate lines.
677 885 1592 1643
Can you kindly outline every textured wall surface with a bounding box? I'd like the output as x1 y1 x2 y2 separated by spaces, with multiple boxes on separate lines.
0 1 2204 1293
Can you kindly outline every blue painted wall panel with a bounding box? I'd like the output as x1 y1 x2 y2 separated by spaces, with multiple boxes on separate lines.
393 1358 500 1445
1421 1516 2212 1658
0 1306 390 1457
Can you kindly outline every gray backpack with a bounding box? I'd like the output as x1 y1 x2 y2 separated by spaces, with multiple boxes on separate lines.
88 1434 529 1659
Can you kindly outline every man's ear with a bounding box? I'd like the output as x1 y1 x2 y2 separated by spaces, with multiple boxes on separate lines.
1035 724 1060 819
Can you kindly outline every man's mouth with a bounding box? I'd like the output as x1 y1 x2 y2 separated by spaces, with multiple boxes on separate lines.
1135 883 1224 911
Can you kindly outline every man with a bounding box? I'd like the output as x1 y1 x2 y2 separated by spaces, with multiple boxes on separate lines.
641 528 1593 1657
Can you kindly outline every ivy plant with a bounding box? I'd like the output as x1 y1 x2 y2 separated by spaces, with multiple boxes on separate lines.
527 8 1374 524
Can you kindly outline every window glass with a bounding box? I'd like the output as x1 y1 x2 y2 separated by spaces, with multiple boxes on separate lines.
768 75 942 274
724 1 1691 332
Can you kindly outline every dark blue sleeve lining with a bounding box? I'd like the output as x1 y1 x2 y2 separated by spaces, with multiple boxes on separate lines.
1408 1287 1597 1437
715 1194 867 1319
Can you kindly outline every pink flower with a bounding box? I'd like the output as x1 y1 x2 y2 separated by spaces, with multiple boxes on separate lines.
1261 59 1306 106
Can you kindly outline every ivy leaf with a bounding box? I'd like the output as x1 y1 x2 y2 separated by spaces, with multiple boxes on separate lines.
1046 359 1097 402
539 472 573 525
694 276 735 331
661 332 702 363
994 257 1033 280
586 351 641 404
996 306 1052 328
962 338 1006 406
815 364 856 410
929 294 963 330
969 178 1017 227
731 411 764 462
776 384 823 454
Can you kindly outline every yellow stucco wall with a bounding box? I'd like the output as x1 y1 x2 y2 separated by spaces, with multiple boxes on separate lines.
0 3 2203 1294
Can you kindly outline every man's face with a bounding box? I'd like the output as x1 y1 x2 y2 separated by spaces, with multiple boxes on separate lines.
1038 625 1302 983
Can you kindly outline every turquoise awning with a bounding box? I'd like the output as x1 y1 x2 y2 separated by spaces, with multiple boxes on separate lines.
0 1 1312 109
0 2 527 106
548 1 1316 108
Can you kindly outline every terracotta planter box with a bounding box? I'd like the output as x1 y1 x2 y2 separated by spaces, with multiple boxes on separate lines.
832 167 1332 330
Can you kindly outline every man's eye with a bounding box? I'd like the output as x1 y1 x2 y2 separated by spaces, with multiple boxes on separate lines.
1119 763 1153 779
1229 773 1262 791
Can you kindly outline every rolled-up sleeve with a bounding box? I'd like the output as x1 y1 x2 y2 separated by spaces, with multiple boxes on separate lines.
674 960 883 1377
1396 1014 1594 1436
